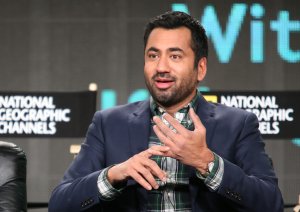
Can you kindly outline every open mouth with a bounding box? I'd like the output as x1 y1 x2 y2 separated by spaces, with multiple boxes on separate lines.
154 78 175 89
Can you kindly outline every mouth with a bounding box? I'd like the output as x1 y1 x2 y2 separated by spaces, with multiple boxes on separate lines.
154 77 175 90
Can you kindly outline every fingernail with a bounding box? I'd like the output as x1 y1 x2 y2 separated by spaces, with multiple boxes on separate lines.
162 177 167 182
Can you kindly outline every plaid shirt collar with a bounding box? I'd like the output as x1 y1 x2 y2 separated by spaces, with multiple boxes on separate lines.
150 90 200 119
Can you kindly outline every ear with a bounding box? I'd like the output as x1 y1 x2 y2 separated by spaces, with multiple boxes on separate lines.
196 57 207 82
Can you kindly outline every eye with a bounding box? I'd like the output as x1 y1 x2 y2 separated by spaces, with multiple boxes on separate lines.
170 54 182 60
149 54 157 58
147 53 159 60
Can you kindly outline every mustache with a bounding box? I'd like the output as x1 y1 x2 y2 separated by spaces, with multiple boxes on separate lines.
152 73 176 81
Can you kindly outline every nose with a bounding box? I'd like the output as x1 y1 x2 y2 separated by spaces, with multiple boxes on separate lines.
156 55 170 73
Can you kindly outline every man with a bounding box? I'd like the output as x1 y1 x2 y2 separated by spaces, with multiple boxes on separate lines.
49 11 283 211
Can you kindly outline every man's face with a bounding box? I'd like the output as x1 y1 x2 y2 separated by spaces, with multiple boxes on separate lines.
144 27 206 108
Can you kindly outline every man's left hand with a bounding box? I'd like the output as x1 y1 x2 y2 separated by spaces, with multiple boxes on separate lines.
152 108 214 174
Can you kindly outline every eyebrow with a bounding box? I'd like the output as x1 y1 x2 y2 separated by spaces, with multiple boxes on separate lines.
146 47 159 53
168 47 184 53
146 47 184 53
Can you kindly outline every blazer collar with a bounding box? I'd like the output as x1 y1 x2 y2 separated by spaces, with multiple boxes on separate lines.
128 100 152 156
195 93 217 146
190 94 217 208
127 100 151 209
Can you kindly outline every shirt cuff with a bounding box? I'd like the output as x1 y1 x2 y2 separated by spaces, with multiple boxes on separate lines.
97 165 124 201
196 153 224 191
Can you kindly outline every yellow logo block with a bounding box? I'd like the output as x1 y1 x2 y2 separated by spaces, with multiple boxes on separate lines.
203 95 218 103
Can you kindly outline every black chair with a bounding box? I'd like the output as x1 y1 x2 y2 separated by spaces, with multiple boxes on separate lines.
0 141 27 212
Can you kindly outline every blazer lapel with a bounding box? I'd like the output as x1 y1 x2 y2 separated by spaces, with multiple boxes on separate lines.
195 94 217 147
190 94 217 210
128 100 151 155
127 100 151 210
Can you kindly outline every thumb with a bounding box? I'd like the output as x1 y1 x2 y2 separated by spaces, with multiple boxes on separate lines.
189 108 205 131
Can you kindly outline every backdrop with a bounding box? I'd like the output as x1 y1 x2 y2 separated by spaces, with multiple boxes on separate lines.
0 0 299 211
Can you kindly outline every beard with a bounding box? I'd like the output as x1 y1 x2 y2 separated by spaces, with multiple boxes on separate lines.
145 72 198 108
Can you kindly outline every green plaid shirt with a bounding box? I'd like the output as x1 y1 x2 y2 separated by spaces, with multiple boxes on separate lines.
147 94 198 211
97 91 224 211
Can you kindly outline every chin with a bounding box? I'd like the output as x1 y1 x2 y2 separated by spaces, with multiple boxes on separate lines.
153 94 176 107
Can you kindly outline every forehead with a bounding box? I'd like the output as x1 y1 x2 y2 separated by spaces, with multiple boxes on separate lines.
145 27 192 51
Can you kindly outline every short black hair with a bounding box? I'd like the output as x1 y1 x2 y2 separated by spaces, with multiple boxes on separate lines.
144 11 208 68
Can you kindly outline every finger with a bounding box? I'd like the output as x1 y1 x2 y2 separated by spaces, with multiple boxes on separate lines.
153 116 176 141
142 145 170 158
189 108 205 130
141 149 153 158
147 145 170 156
128 158 161 190
162 113 189 136
138 165 160 189
130 169 153 190
154 115 187 145
140 158 167 186
153 125 177 150
147 149 165 156
148 149 175 158
153 116 175 137
150 145 170 152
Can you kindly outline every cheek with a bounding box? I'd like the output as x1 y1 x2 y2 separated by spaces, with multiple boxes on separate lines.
171 64 194 79
144 63 155 76
178 70 198 84
143 68 152 82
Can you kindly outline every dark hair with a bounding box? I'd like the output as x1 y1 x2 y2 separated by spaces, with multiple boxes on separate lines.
144 11 208 68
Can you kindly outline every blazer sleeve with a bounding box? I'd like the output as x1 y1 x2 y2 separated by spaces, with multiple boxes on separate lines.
49 111 107 211
216 112 284 211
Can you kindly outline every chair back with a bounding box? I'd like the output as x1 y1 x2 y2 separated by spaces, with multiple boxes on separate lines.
0 141 27 212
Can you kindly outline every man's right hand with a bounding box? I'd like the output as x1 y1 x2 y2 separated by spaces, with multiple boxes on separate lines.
107 145 169 190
